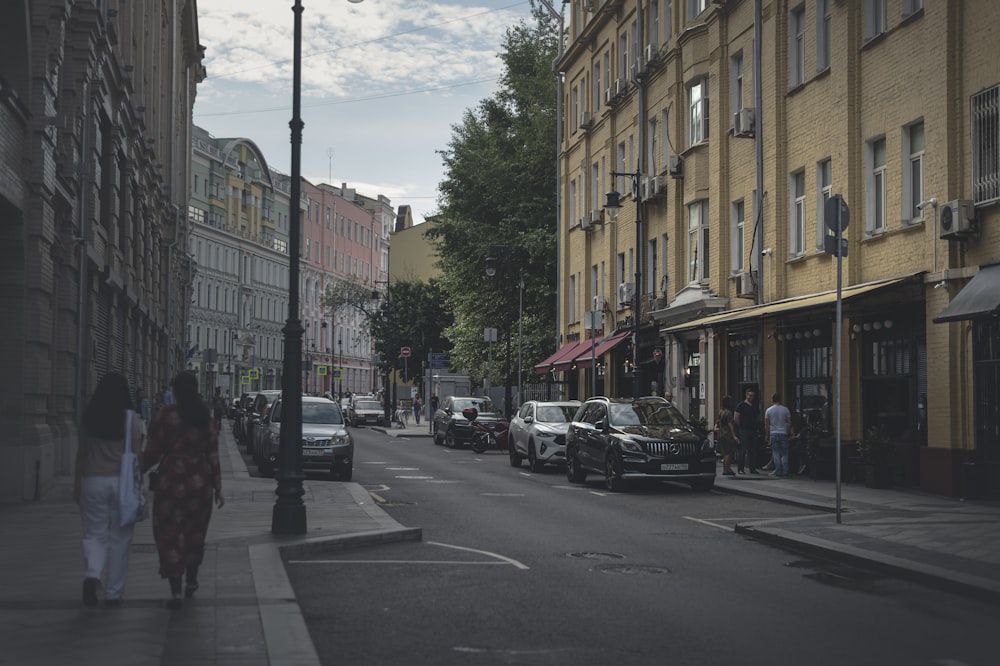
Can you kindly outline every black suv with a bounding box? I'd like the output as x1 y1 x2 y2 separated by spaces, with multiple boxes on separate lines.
432 396 507 448
565 396 716 492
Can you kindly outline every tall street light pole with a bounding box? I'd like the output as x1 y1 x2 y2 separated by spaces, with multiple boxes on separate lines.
485 245 514 419
605 171 642 399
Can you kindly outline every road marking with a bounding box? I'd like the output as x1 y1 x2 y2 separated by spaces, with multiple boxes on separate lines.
426 479 463 484
519 472 532 478
427 541 530 570
480 492 525 497
369 491 388 504
394 475 434 480
288 559 511 566
364 484 390 492
683 516 735 531
386 467 420 471
361 461 387 465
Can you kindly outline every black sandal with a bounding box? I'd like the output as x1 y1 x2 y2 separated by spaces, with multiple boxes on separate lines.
184 582 199 598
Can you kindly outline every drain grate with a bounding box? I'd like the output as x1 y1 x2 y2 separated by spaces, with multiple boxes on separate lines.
567 551 626 560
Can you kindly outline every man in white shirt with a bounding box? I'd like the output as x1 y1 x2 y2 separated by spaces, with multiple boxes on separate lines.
764 393 792 477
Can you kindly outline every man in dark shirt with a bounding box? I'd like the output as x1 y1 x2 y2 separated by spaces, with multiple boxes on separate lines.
734 389 760 474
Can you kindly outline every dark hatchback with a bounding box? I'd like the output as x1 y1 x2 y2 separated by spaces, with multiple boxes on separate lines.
565 396 716 492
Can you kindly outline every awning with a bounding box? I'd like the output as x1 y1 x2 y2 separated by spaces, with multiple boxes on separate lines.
552 340 595 372
533 339 589 375
574 329 631 369
934 263 1000 323
663 275 918 333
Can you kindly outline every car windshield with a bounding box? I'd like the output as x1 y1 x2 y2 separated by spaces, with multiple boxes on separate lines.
535 405 577 423
453 398 497 414
302 402 343 424
355 400 380 410
608 401 688 427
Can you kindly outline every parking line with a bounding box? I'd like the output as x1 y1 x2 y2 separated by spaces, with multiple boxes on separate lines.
427 541 530 570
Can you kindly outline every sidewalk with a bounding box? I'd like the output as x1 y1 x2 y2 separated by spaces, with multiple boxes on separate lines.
1 431 998 666
0 424 420 666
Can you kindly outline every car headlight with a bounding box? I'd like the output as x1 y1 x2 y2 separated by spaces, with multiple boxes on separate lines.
332 434 351 446
619 438 644 454
535 427 557 438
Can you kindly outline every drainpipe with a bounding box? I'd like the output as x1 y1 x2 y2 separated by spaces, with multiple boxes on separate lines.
74 80 92 428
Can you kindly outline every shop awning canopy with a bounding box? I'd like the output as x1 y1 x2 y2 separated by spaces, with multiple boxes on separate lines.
574 329 631 369
662 274 918 333
933 263 1000 323
533 339 590 375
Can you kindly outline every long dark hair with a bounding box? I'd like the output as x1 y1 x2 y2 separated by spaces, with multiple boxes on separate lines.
82 372 132 439
172 370 211 429
720 395 734 412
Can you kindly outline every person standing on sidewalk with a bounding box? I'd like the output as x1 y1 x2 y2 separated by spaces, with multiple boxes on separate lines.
413 395 423 425
764 393 792 477
717 395 738 476
734 389 760 474
74 371 146 607
144 371 225 609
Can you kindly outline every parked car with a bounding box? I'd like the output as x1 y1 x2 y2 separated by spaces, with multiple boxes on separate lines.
350 398 386 427
246 390 281 462
260 395 354 480
508 400 581 471
432 396 507 448
565 396 716 492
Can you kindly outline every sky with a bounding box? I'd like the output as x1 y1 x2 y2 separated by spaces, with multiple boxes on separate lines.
194 0 540 225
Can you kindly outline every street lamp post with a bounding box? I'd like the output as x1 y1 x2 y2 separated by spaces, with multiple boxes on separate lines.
338 337 344 398
485 245 514 419
605 170 643 399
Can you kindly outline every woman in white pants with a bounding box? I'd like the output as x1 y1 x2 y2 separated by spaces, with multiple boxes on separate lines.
74 372 145 607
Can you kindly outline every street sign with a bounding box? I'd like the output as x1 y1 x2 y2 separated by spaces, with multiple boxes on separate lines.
430 353 449 369
484 328 497 342
332 368 342 380
249 368 260 380
400 347 411 357
317 365 328 376
824 194 850 231
241 375 250 385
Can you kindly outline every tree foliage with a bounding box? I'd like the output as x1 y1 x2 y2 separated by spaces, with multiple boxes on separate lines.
430 5 561 387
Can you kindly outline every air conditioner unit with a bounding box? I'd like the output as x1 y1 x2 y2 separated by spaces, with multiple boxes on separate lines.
589 209 604 224
629 63 639 84
593 296 606 312
647 175 665 198
580 111 593 129
939 200 976 240
733 107 755 137
580 215 591 231
736 271 758 299
668 154 683 179
639 177 651 200
604 87 613 105
644 44 657 67
617 282 635 306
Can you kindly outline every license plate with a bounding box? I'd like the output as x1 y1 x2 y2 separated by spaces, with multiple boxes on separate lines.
303 449 324 457
661 463 688 471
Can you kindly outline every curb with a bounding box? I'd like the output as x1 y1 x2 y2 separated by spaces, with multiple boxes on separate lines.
734 523 1000 607
715 480 843 513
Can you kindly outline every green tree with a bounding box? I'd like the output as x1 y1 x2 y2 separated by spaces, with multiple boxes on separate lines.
430 5 561 391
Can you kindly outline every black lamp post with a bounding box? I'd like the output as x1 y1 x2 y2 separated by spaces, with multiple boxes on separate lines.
338 337 344 398
485 245 514 419
605 170 643 399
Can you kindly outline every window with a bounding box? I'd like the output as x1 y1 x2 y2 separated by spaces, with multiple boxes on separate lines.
569 179 577 228
903 122 924 222
791 170 806 255
790 6 805 87
817 0 831 71
688 0 707 21
688 200 709 282
648 118 658 174
663 0 673 45
902 0 923 18
603 52 611 102
688 78 708 146
571 86 579 133
647 238 657 296
592 163 601 211
867 137 887 234
972 84 1000 205
865 0 887 41
731 199 745 272
660 234 669 295
593 62 601 111
619 33 629 79
616 252 626 306
730 51 744 123
569 274 577 324
816 158 833 249
617 141 627 194
649 0 659 46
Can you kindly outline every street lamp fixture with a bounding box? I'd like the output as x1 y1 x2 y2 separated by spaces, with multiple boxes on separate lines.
273 0 365 535
605 170 643 399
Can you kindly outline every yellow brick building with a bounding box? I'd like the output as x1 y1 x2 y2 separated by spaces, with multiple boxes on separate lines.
548 0 1000 497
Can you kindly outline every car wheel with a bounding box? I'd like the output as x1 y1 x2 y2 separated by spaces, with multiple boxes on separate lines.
445 427 457 448
433 427 444 446
508 440 523 467
690 478 715 492
566 447 586 483
604 453 625 492
528 442 545 473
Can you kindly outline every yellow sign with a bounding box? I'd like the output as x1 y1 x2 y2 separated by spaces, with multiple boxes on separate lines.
241 375 250 385
317 365 328 376
249 368 260 380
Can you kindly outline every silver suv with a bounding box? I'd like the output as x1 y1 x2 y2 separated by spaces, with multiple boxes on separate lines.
508 400 581 471
261 396 354 480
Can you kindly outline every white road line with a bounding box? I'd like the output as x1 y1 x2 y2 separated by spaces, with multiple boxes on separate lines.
427 541 530 570
287 560 511 566
480 492 525 497
386 467 420 471
683 516 736 531
394 475 434 479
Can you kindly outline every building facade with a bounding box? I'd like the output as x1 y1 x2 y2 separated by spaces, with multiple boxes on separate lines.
551 0 999 497
0 1 203 502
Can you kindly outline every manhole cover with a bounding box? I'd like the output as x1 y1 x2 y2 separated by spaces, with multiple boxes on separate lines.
597 564 670 575
567 552 626 560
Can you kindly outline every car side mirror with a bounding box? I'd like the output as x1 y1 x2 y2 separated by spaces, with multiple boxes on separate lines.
524 416 534 424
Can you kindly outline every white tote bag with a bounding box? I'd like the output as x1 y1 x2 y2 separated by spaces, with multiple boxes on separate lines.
117 410 147 527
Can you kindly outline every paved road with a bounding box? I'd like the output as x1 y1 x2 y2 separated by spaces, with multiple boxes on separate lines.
286 428 996 666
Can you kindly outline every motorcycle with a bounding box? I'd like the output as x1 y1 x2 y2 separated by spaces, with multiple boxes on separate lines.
462 407 509 454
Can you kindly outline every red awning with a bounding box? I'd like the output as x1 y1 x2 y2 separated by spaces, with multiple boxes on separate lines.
533 340 589 375
550 340 595 373
573 329 631 369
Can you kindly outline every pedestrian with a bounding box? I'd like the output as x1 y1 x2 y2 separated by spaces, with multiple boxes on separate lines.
764 393 792 477
144 371 224 609
413 395 423 425
734 388 760 474
212 386 226 428
152 390 165 419
717 395 738 476
136 387 151 424
162 384 173 405
664 390 674 404
430 394 440 414
74 371 146 607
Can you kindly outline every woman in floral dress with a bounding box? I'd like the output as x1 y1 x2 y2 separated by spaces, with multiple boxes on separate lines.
144 371 224 608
